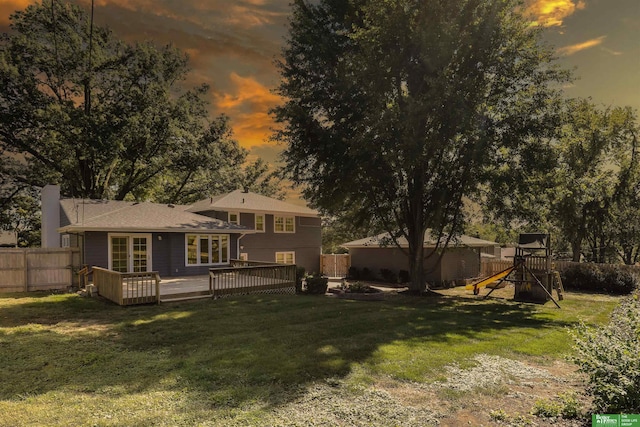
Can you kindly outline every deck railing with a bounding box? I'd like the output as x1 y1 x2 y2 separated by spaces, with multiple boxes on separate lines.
93 267 160 306
210 261 296 298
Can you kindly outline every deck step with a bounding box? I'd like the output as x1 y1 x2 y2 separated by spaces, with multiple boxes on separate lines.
160 294 213 303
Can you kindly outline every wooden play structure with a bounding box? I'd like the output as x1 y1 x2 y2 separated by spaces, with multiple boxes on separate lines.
466 233 564 307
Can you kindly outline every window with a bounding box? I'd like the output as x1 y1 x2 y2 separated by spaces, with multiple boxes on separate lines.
276 251 295 265
255 214 265 232
274 215 295 233
228 212 239 225
186 234 230 266
61 234 70 248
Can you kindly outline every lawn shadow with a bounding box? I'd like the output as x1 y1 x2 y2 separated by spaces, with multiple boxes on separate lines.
0 292 578 410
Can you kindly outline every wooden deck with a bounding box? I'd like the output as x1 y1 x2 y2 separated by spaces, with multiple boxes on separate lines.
158 274 294 302
93 261 296 305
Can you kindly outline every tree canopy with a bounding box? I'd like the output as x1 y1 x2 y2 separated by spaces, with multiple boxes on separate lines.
273 0 569 290
0 1 281 207
486 98 639 263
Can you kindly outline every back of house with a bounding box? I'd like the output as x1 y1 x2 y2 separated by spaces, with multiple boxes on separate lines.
41 185 322 277
188 189 322 274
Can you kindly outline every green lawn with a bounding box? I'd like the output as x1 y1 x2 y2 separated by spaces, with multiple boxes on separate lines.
0 290 619 426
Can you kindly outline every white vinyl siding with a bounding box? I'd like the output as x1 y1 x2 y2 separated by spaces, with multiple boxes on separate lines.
186 234 229 266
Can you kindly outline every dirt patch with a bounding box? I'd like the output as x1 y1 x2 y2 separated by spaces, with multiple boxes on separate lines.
385 354 589 426
270 354 589 426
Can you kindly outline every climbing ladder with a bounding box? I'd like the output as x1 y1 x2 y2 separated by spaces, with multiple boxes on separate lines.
553 271 564 301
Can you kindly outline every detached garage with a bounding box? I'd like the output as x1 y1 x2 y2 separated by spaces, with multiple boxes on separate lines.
342 232 499 284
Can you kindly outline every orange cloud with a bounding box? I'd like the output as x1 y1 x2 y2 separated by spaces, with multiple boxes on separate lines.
526 0 586 27
0 0 35 25
224 5 287 29
215 73 282 148
557 36 606 56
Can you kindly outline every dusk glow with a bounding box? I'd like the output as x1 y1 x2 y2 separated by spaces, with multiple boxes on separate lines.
1 0 638 165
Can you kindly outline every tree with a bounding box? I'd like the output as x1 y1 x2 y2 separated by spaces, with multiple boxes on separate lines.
273 0 569 291
609 108 640 264
486 99 639 263
0 1 266 203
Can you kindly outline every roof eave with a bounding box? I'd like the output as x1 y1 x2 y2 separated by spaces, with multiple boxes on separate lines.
188 206 320 218
57 226 256 234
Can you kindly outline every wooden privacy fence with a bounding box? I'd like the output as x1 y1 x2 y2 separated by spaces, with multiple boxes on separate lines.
321 254 351 278
93 267 160 306
210 261 296 298
481 259 640 278
0 248 81 293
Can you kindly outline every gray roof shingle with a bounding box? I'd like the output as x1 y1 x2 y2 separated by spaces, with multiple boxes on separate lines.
58 199 249 233
342 231 498 249
187 190 319 217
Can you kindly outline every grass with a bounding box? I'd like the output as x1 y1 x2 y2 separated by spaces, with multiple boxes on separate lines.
0 289 620 426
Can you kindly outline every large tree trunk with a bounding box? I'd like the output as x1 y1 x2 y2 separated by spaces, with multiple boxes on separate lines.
406 218 427 292
408 236 426 293
571 239 582 262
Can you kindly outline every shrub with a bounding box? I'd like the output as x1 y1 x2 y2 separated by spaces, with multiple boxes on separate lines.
570 294 640 413
561 263 638 294
345 281 380 294
532 392 581 419
379 268 397 284
305 274 329 295
361 267 376 281
398 270 410 283
348 266 360 280
295 266 306 294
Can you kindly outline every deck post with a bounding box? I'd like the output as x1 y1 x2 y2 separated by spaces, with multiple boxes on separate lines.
156 273 161 304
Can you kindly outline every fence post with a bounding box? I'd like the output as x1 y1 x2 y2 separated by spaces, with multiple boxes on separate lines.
156 274 161 304
23 250 28 292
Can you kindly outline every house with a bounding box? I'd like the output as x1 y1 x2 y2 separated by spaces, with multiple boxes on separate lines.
187 190 322 273
341 231 500 284
41 185 321 276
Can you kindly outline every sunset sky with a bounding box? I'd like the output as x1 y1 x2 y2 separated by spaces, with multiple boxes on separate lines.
1 0 639 167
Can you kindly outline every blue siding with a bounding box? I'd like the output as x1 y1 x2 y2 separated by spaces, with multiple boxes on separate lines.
84 231 108 270
240 214 321 273
83 231 240 277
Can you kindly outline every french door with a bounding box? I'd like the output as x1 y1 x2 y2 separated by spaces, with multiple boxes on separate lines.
109 234 152 273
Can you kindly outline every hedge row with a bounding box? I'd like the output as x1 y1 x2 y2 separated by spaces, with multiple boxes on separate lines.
560 263 639 295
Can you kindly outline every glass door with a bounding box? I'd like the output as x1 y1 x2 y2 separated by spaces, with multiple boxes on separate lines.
111 236 129 273
132 237 149 272
110 234 151 273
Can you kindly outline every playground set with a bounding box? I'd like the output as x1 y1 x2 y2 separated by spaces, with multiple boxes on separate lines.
466 233 564 308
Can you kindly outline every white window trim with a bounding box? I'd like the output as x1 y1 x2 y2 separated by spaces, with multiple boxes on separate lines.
107 233 153 273
275 251 295 265
254 213 265 233
61 234 71 248
228 212 240 225
185 234 230 267
274 215 295 233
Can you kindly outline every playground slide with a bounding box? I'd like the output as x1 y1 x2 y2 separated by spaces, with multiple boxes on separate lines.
465 265 517 295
